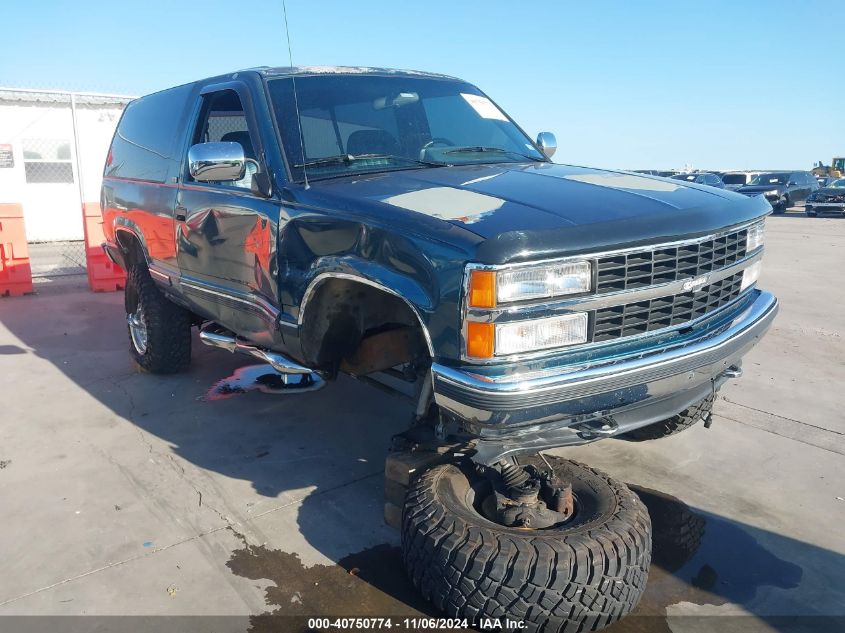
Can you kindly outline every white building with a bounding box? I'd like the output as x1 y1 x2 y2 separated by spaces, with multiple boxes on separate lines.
0 89 134 242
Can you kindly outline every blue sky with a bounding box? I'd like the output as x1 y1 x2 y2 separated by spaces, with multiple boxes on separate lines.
2 0 841 170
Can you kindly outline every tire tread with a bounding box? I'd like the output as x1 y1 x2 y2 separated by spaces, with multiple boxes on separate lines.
401 460 651 633
126 265 191 374
624 394 714 441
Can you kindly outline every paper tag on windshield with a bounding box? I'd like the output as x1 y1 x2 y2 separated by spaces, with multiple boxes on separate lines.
461 93 508 121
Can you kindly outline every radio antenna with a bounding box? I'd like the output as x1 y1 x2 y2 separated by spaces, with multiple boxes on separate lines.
282 0 309 189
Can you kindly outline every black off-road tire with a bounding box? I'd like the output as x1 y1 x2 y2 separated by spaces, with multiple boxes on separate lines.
772 196 789 214
125 265 192 373
622 394 714 441
401 458 651 633
631 486 705 573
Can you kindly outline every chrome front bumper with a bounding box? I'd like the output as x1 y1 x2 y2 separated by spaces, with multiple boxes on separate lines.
432 290 778 458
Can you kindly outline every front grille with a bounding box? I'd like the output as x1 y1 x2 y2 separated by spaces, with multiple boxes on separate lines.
592 272 745 342
595 228 748 294
816 194 845 203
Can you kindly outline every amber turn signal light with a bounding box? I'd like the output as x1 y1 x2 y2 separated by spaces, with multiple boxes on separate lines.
466 321 495 359
468 270 496 308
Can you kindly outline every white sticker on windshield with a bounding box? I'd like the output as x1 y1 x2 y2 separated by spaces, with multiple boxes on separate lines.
461 93 508 121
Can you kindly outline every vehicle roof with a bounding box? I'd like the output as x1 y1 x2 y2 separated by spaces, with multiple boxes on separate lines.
250 65 460 81
135 66 464 102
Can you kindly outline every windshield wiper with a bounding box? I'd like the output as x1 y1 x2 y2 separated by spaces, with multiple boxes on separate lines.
443 146 546 162
294 153 445 168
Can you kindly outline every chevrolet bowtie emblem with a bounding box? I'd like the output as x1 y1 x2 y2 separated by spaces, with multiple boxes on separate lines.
682 275 710 292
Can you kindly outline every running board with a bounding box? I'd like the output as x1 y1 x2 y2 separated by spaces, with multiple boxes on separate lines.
199 328 313 375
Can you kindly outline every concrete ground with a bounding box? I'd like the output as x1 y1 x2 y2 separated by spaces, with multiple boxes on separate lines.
1 210 843 632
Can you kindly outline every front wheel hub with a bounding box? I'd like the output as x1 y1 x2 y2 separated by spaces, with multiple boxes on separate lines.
482 461 575 529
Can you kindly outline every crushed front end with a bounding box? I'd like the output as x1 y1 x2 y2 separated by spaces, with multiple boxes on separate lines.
430 219 778 463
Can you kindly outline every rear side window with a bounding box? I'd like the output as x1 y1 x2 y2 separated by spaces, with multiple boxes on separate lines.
106 83 193 183
722 174 746 185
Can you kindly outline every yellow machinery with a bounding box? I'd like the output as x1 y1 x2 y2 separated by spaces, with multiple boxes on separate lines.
813 157 844 179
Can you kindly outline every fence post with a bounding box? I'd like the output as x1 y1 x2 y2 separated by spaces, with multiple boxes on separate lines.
71 92 125 292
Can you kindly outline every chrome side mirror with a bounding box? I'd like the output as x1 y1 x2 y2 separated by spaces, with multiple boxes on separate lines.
536 132 557 159
188 142 245 182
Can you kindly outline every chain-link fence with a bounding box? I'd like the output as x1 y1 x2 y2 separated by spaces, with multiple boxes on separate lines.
0 88 134 290
28 241 87 280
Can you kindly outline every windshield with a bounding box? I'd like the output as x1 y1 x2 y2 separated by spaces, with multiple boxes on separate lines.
831 179 845 188
833 158 844 171
721 174 747 185
267 74 545 182
748 173 789 186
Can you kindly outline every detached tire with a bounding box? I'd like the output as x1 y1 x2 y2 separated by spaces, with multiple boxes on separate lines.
125 265 192 373
623 394 713 441
402 458 651 633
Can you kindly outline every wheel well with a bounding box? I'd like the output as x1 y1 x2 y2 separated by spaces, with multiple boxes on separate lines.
299 278 430 375
115 230 147 269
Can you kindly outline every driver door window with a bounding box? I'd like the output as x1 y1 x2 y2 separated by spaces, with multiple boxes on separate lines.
189 90 258 190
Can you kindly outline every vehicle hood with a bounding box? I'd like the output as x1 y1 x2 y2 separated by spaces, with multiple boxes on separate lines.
737 184 785 194
813 187 845 197
304 163 771 265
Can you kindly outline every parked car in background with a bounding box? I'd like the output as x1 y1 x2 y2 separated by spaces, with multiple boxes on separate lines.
805 178 845 216
671 172 725 188
721 171 760 191
736 171 819 213
816 175 837 187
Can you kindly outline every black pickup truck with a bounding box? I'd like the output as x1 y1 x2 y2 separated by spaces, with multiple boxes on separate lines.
102 66 777 632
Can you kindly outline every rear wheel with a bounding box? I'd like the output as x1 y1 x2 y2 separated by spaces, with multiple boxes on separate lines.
125 265 192 373
623 394 714 441
401 457 651 632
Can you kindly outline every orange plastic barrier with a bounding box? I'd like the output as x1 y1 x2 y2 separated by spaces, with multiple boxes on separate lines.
0 203 34 297
82 202 125 292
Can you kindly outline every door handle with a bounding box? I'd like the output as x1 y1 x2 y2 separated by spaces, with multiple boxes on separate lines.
175 205 187 222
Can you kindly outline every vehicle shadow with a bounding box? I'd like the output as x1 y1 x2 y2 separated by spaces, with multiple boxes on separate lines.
2 291 844 632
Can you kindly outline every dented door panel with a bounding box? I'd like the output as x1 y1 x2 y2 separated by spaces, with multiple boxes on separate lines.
175 184 282 347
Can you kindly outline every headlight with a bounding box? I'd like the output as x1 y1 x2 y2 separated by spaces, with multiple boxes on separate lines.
765 189 779 197
466 313 589 358
746 221 765 251
741 260 762 291
468 261 592 308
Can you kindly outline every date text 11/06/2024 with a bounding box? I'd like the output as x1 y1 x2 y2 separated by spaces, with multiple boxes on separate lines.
308 617 527 630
